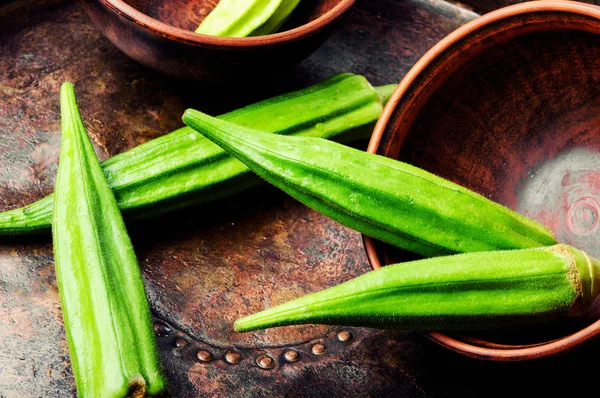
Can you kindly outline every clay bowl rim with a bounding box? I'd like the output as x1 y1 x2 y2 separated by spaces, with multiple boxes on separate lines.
363 0 600 361
97 0 356 47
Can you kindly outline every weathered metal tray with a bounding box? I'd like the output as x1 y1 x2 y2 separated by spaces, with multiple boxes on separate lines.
1 0 599 396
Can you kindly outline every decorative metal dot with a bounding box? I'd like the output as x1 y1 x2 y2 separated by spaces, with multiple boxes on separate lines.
283 350 300 362
311 344 326 355
153 322 171 337
337 330 353 343
256 354 275 369
174 338 188 348
225 350 242 364
197 350 213 363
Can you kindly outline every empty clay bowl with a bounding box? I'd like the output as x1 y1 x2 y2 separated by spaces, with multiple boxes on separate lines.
82 0 355 82
364 1 600 361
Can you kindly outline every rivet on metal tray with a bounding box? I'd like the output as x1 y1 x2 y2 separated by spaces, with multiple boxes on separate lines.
174 338 188 348
256 354 275 369
225 350 242 364
153 322 171 337
337 330 352 343
283 350 300 362
197 350 213 363
311 344 326 355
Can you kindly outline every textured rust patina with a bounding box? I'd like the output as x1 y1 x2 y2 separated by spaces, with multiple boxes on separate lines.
4 0 600 397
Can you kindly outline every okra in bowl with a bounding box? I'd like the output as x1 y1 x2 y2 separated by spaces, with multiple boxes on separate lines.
82 0 355 82
365 1 600 360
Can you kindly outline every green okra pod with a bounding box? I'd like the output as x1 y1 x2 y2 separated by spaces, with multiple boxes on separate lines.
196 0 283 37
53 83 167 397
250 0 302 36
0 74 396 235
234 244 600 332
181 109 558 258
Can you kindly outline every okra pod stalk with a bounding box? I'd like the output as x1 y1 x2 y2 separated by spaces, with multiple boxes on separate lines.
234 245 600 332
181 109 558 257
53 83 167 396
0 74 396 235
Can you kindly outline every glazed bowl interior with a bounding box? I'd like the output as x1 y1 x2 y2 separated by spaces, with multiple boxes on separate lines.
84 0 354 81
124 0 339 34
366 1 600 360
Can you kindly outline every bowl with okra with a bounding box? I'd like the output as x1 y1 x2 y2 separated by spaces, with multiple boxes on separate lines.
366 1 600 360
82 0 355 81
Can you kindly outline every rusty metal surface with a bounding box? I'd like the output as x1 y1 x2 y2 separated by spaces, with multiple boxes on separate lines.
2 0 599 397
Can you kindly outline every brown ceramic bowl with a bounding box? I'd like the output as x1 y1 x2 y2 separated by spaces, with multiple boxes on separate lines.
364 1 600 361
82 0 355 82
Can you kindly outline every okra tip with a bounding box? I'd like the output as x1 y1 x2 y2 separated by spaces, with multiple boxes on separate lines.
233 302 299 333
60 81 76 102
234 316 262 333
182 108 225 140
60 82 82 127
233 295 319 333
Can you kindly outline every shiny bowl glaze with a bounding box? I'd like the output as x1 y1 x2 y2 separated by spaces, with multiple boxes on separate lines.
83 0 355 82
364 1 600 361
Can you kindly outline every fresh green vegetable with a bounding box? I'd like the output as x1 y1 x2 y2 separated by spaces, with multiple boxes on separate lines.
196 0 284 37
234 244 600 332
53 83 167 397
250 0 302 36
181 109 558 258
0 74 396 235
